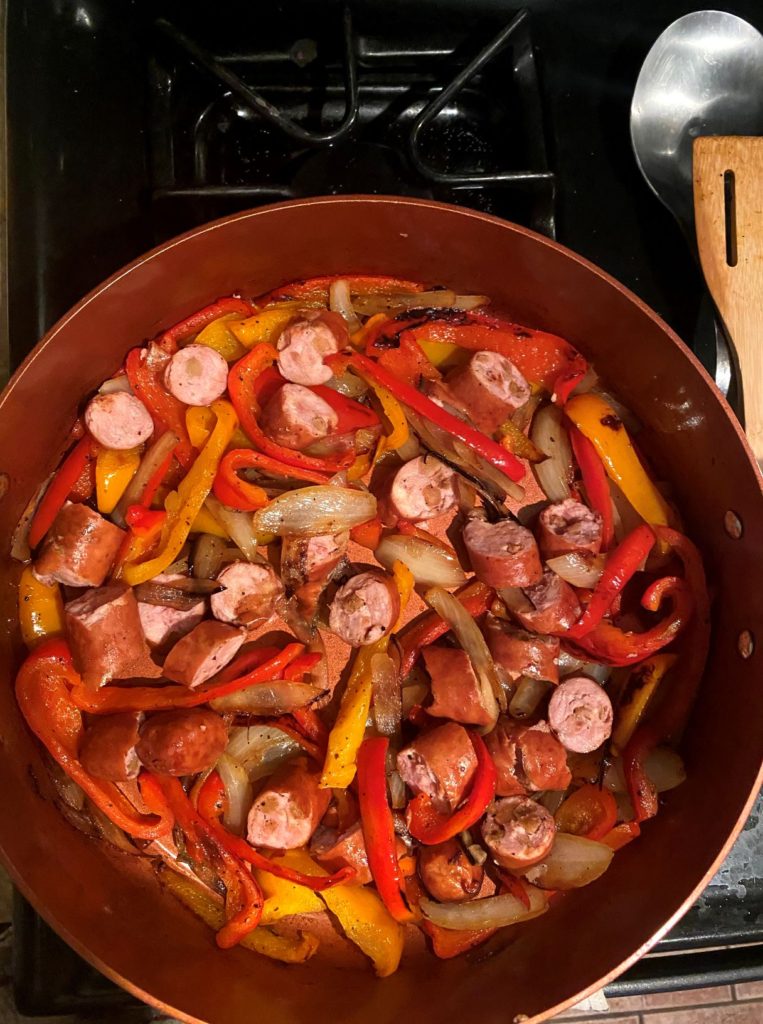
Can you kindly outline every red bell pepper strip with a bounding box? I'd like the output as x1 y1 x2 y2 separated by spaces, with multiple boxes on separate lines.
289 707 329 748
497 871 532 909
553 351 589 404
28 436 97 548
267 717 324 762
144 773 263 948
158 296 254 353
406 732 497 845
569 424 614 549
357 736 414 922
346 352 525 484
212 450 271 511
140 449 176 507
259 275 425 306
350 516 383 550
405 874 495 958
623 527 710 822
566 575 693 667
228 344 352 475
125 347 194 468
554 784 617 840
282 652 323 682
67 437 98 501
197 772 355 892
312 384 380 434
125 504 167 539
362 322 441 383
600 821 641 851
15 640 172 840
70 643 305 714
398 581 494 677
565 524 655 639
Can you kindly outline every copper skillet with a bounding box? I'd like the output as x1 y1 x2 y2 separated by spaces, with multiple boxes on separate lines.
0 196 761 1024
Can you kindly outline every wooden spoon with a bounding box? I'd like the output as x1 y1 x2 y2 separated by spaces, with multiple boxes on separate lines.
694 135 763 466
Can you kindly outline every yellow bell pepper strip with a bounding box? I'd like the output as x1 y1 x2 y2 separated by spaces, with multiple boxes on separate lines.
256 870 324 923
565 393 673 527
15 640 172 840
194 313 248 362
230 305 300 349
321 563 413 788
496 419 545 463
158 296 254 352
611 653 678 755
277 850 404 978
351 312 389 350
418 339 463 370
17 567 65 648
189 504 228 538
349 362 410 461
122 400 237 585
186 406 216 448
158 866 319 962
95 447 140 514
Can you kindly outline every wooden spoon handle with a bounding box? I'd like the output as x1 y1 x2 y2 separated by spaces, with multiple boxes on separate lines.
694 136 763 465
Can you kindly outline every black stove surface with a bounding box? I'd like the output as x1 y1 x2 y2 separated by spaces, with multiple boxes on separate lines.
6 0 762 1015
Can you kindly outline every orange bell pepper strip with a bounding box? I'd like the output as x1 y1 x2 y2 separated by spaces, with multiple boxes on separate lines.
350 516 383 550
554 784 617 840
125 346 194 468
28 435 97 548
259 274 425 306
212 450 270 511
600 821 641 851
17 567 65 649
15 640 172 840
158 296 255 352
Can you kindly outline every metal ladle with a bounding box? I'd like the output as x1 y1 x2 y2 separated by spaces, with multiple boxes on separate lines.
631 10 763 396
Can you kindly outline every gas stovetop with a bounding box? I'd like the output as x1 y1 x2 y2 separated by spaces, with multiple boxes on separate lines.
5 0 762 1016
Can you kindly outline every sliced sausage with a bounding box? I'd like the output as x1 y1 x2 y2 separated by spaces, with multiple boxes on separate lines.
65 583 161 688
281 531 349 619
210 562 284 627
420 379 470 421
482 796 556 870
79 712 143 782
311 822 373 885
484 615 559 684
259 383 339 451
34 502 125 588
418 839 484 902
136 708 228 776
537 498 603 558
397 722 477 814
444 351 530 434
163 343 229 407
84 391 154 450
548 676 613 753
328 570 400 647
246 758 331 849
486 718 572 797
382 455 458 525
276 310 347 386
513 569 581 634
423 646 496 727
137 573 205 648
463 518 543 588
162 620 245 688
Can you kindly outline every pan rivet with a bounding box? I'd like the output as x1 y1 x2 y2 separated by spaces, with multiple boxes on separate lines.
724 510 743 538
738 630 754 659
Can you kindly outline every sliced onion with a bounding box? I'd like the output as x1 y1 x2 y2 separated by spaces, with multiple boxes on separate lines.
192 533 227 580
498 586 534 616
88 802 138 853
420 883 547 930
216 753 253 835
388 769 407 810
323 369 369 400
394 431 421 462
204 494 261 562
591 387 641 435
401 678 429 716
556 650 585 676
524 833 614 890
467 843 488 865
509 677 551 720
225 724 302 781
133 578 220 610
376 534 467 588
114 430 179 525
538 789 566 814
98 373 132 395
604 748 686 795
211 681 321 715
530 404 573 502
609 478 643 544
371 651 402 738
425 586 503 721
351 291 489 317
329 279 361 334
546 552 606 588
252 486 377 541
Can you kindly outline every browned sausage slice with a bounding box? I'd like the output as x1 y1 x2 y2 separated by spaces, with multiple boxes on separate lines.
485 718 572 798
275 310 347 386
311 821 373 885
34 502 125 588
418 838 484 902
65 583 162 688
246 759 331 849
163 344 229 407
210 562 284 627
79 712 143 781
445 351 530 434
423 646 496 727
162 620 246 688
383 455 458 525
537 498 603 558
397 722 477 814
463 518 543 588
259 384 339 451
136 708 228 776
513 569 581 634
137 573 205 648
328 570 400 647
484 615 559 684
481 796 556 870
84 392 154 450
548 676 613 753
281 531 349 621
